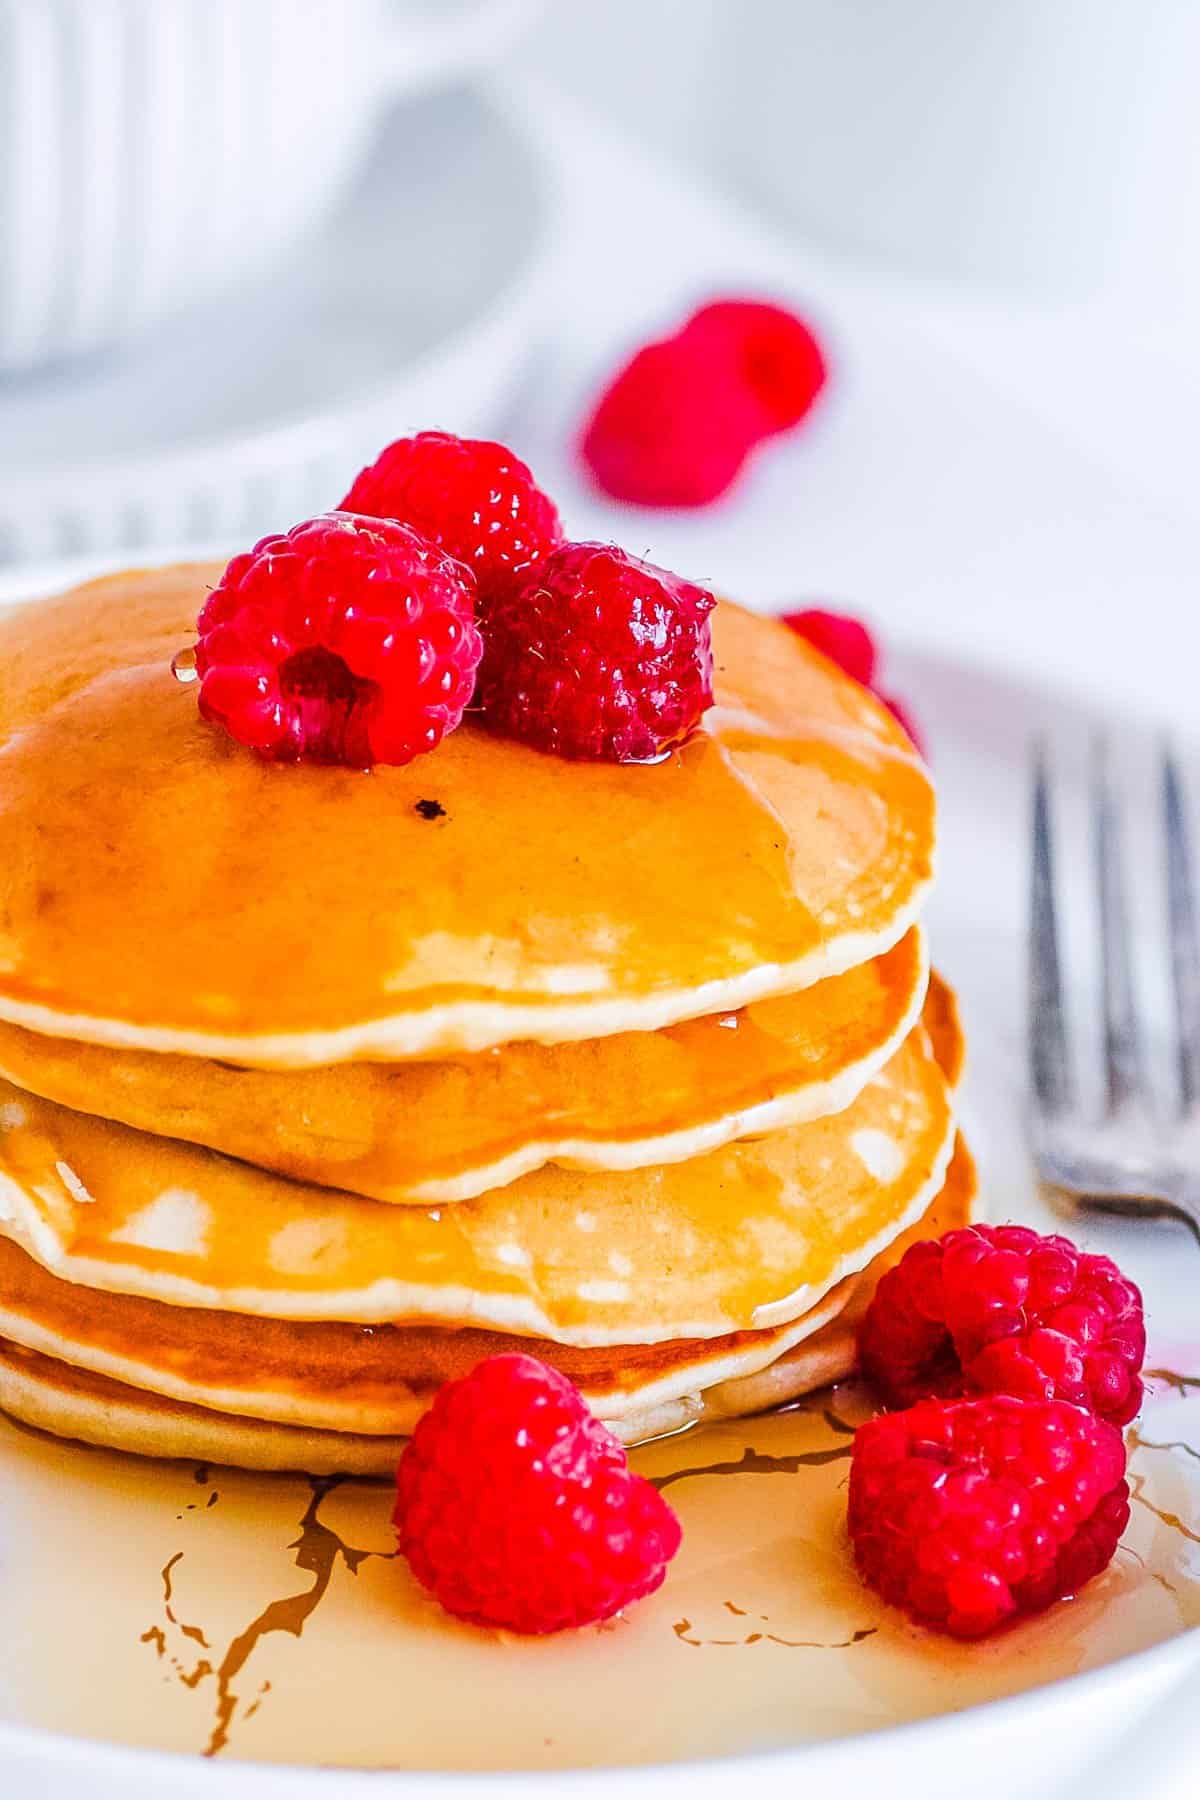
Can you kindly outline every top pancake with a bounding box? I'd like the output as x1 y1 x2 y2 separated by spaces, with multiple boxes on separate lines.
0 564 934 1064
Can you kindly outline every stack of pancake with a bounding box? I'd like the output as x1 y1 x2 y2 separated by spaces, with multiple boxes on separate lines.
0 564 971 1473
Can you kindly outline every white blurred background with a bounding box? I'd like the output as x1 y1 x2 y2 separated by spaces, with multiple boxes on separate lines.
1 0 1197 725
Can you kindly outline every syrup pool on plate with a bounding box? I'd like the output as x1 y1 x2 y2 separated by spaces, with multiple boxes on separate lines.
0 1383 1196 1769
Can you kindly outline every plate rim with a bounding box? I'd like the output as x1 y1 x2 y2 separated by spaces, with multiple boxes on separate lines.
0 1592 1192 1793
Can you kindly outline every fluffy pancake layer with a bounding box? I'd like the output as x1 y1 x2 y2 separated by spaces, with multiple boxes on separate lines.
0 1138 974 1465
0 1137 973 1439
0 568 934 1063
0 1017 955 1343
0 931 928 1205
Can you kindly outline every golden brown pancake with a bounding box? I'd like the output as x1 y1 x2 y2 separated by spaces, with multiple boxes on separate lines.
0 991 965 1429
0 1136 973 1438
0 1136 975 1466
0 930 928 1204
0 568 934 1063
921 969 965 1090
0 556 963 1484
0 1023 955 1343
0 1229 852 1435
693 1134 976 1432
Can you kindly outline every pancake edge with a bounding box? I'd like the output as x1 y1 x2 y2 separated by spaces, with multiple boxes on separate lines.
0 1094 959 1345
0 934 932 1207
0 892 932 1066
0 1268 854 1438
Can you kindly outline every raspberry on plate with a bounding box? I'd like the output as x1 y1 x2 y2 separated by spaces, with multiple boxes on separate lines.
194 512 481 767
781 608 878 688
476 541 716 762
848 1395 1130 1638
394 1354 682 1634
859 1223 1146 1426
339 431 562 607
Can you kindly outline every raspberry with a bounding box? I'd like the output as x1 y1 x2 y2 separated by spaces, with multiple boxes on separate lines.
339 432 562 606
394 1354 681 1634
476 541 716 762
682 299 827 435
781 608 878 687
849 1396 1129 1637
195 513 481 767
580 296 828 509
580 297 828 506
580 337 763 508
859 1224 1146 1426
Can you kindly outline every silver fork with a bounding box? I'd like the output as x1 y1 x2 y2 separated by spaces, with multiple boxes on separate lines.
1030 740 1200 1240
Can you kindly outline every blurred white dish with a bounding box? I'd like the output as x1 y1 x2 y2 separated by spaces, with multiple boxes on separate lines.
0 0 535 373
0 84 558 564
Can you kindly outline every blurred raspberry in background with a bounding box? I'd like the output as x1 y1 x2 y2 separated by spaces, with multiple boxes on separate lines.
580 297 827 507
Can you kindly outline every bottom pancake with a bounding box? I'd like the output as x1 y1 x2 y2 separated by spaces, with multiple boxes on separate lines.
0 1138 974 1470
0 1228 854 1436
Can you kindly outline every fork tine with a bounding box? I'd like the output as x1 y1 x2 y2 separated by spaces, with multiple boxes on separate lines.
1030 742 1073 1114
1093 735 1148 1114
1163 748 1200 1112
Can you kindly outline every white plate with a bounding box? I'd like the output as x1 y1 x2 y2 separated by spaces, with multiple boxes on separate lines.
0 84 558 567
0 560 1199 1800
